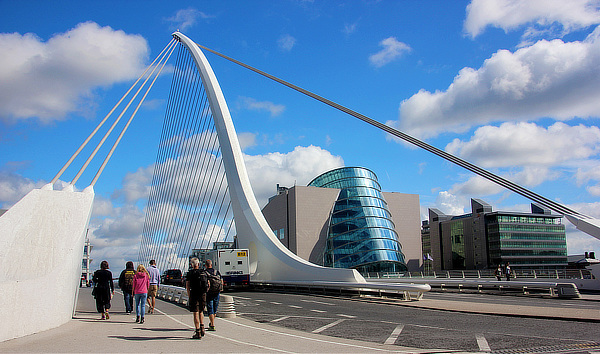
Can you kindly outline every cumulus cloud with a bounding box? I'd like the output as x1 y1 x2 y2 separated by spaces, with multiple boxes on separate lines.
278 34 296 52
394 28 600 139
369 37 411 68
244 145 344 206
446 122 600 168
0 171 46 209
465 0 600 38
0 22 149 123
239 96 285 117
165 8 213 32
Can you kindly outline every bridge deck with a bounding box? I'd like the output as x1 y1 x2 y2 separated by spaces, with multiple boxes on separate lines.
0 287 421 353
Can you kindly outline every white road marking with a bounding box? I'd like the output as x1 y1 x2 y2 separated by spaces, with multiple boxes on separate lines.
288 305 302 309
270 301 282 305
310 309 327 313
337 314 356 318
312 319 345 333
476 334 491 352
384 325 404 345
271 316 290 322
300 299 335 306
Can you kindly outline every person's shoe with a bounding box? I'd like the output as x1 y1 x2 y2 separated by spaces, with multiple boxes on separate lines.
140 317 145 324
105 312 110 320
135 316 140 323
207 325 215 331
192 330 201 339
199 324 205 337
100 314 105 320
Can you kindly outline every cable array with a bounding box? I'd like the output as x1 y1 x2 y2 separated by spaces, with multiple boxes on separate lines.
138 43 235 273
51 38 177 189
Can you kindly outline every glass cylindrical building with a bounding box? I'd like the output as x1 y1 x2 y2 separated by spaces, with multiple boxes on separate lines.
308 167 407 273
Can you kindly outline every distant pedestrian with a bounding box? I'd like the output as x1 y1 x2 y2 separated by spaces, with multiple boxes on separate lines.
505 262 513 281
92 260 114 320
494 265 503 281
118 261 136 314
147 259 160 314
204 259 223 332
133 264 150 324
186 257 209 339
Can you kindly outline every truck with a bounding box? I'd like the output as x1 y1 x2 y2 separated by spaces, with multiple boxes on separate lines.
191 248 251 289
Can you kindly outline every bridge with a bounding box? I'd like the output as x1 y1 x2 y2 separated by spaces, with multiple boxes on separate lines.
1 31 600 343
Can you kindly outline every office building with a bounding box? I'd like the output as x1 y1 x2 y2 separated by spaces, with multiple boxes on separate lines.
422 199 567 270
262 167 422 273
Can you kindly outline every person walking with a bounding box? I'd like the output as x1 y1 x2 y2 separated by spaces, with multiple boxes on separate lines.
118 261 136 314
92 260 114 320
204 259 222 332
186 257 209 339
133 264 150 324
494 265 503 281
147 259 160 314
505 262 513 281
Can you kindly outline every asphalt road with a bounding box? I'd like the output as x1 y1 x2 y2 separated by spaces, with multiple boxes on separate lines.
231 291 600 353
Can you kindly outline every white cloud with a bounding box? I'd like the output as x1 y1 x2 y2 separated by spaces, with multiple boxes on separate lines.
445 122 600 168
433 191 467 215
369 37 411 68
239 96 285 117
166 8 213 32
238 132 258 150
394 28 600 139
343 22 358 35
0 171 46 209
0 22 149 123
244 145 344 207
465 0 600 38
278 34 297 52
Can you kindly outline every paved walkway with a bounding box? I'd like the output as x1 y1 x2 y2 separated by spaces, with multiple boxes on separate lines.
1 288 598 353
0 288 440 353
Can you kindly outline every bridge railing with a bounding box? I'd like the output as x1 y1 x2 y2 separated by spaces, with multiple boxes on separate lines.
364 269 594 280
368 277 581 298
155 280 431 302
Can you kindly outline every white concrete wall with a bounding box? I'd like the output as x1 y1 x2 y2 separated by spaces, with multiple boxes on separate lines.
0 187 94 342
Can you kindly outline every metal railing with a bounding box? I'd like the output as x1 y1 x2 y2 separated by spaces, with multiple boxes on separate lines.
363 269 594 280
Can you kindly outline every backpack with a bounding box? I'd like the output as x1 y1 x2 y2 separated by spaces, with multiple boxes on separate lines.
123 270 135 290
207 270 223 294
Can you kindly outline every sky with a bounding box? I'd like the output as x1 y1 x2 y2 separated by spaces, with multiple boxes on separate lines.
2 0 600 273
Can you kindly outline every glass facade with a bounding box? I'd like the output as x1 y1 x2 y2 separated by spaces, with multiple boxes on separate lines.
486 213 567 268
308 167 407 273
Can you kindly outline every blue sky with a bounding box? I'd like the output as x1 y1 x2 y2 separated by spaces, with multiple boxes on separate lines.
2 0 600 272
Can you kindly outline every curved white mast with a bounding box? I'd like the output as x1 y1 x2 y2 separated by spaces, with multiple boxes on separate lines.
173 32 365 283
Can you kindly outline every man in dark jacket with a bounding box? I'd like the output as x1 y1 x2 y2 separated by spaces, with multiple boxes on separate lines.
186 257 209 339
118 261 135 314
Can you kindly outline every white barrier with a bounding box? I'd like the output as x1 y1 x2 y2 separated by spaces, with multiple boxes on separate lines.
0 187 94 342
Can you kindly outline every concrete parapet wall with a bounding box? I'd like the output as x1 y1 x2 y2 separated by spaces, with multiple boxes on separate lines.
0 188 94 342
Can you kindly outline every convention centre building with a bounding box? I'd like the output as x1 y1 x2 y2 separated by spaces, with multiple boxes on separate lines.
261 167 423 274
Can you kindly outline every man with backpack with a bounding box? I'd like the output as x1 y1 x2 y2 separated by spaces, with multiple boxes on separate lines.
186 257 209 339
204 259 222 332
118 261 135 314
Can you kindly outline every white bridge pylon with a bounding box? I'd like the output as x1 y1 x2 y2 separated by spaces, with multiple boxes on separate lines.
173 32 367 283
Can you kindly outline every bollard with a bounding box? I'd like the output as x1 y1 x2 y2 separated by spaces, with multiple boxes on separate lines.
217 294 236 318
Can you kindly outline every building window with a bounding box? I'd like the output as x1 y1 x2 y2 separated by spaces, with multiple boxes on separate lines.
279 228 285 240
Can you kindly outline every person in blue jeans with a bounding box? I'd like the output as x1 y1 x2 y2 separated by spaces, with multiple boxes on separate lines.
204 259 222 331
118 261 135 314
132 264 149 324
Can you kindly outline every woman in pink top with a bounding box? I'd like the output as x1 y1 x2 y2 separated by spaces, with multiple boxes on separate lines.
132 264 150 324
